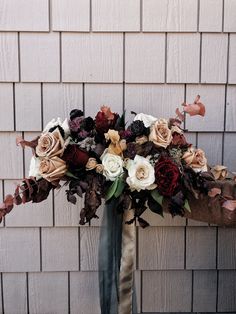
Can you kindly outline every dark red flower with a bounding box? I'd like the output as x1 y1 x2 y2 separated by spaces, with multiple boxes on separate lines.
62 145 89 168
171 132 188 147
154 157 181 197
69 116 84 133
95 106 119 134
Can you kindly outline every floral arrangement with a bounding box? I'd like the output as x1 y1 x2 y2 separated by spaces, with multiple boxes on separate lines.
0 96 235 226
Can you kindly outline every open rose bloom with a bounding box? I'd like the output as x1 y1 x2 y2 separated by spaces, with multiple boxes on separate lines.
1 101 236 228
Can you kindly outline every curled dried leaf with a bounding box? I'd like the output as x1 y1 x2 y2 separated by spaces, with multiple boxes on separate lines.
222 200 236 211
182 95 206 117
208 187 221 198
175 108 185 121
16 136 39 150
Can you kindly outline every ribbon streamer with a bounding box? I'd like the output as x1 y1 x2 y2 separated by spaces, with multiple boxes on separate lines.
99 202 137 314
118 208 136 314
99 200 123 314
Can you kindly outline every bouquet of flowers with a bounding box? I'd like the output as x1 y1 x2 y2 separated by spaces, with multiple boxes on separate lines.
1 96 236 227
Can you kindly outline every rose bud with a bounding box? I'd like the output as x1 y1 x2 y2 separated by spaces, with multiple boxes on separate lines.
62 144 89 168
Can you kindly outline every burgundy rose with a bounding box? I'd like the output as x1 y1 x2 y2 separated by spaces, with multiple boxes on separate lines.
62 145 89 168
171 132 188 147
95 106 118 134
154 157 181 197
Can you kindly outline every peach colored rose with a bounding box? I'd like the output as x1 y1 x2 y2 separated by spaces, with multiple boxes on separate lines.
149 119 172 148
105 129 127 156
105 129 120 144
182 146 195 165
183 147 207 172
36 129 67 158
39 157 67 183
211 165 227 180
190 149 208 172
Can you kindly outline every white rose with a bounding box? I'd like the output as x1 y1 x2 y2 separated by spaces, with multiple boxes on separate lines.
102 153 124 181
43 118 70 139
134 113 157 127
28 156 42 180
126 155 157 192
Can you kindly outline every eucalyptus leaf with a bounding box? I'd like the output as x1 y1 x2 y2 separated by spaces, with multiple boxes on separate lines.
114 177 125 198
150 189 163 206
105 178 119 201
184 199 191 212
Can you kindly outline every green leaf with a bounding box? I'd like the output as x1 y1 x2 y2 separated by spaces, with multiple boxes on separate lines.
147 197 164 217
150 189 163 206
114 177 125 198
184 199 191 212
105 178 119 201
65 171 79 179
115 112 126 129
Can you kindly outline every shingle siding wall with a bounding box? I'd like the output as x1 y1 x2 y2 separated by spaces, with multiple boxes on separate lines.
0 0 235 313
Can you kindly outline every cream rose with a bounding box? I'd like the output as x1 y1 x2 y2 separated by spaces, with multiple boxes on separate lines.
36 129 68 158
134 113 157 127
102 153 124 181
149 119 172 148
39 156 67 183
28 156 41 179
126 155 156 192
43 118 70 139
182 147 208 172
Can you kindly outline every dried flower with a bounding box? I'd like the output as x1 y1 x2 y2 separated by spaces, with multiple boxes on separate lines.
86 158 98 170
101 153 124 181
39 157 67 183
130 120 149 137
211 165 227 180
95 106 119 134
36 129 68 158
154 157 181 197
149 119 172 148
126 155 156 192
62 145 89 168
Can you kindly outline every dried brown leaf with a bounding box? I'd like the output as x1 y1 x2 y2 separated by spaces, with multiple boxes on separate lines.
175 108 185 121
222 200 236 211
16 136 39 150
208 187 221 198
182 95 206 117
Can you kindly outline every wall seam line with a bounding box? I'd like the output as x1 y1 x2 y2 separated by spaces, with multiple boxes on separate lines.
26 272 30 314
68 271 71 314
222 0 225 32
40 83 44 131
140 0 143 32
59 32 62 83
0 273 4 314
13 83 16 131
17 32 21 82
89 0 92 32
197 0 200 32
